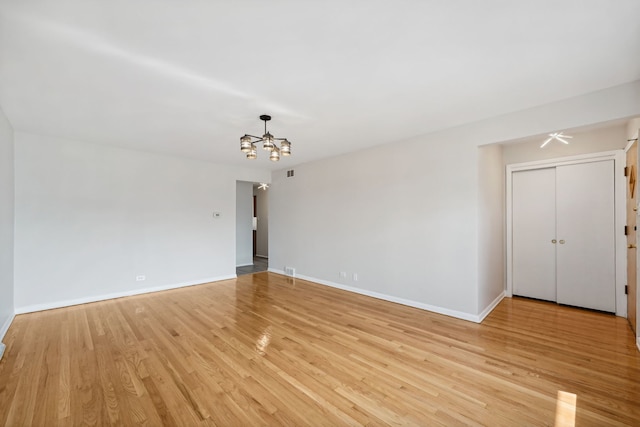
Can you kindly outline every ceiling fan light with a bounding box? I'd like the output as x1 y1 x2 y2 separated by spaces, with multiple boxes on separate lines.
540 131 573 149
280 139 291 156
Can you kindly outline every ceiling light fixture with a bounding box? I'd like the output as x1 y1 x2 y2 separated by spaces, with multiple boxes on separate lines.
240 115 291 161
540 132 573 148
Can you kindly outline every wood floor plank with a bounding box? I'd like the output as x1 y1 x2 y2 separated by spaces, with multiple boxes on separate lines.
1 272 639 426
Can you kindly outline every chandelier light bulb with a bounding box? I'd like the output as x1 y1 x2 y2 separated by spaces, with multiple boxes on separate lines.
247 145 257 159
280 139 291 156
240 135 252 153
263 132 274 151
269 147 280 162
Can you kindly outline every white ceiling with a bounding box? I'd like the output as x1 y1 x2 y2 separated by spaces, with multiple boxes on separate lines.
1 0 639 170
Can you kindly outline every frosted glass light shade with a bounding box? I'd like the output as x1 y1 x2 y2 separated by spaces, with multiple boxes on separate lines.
240 135 252 153
262 132 274 150
280 139 291 156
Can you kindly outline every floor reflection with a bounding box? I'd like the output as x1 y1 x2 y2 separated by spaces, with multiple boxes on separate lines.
236 272 274 357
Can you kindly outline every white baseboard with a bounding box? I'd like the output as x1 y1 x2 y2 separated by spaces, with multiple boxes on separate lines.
15 274 237 314
637 337 640 353
236 263 254 267
0 313 15 341
255 254 268 259
477 291 506 322
0 312 15 361
268 269 482 323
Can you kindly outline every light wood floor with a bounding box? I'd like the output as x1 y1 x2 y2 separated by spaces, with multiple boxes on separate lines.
0 273 638 426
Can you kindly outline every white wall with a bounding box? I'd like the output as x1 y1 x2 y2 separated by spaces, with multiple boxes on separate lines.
270 80 640 322
270 136 481 318
502 123 627 165
0 108 14 342
477 144 505 316
254 187 269 258
13 132 269 313
236 181 253 266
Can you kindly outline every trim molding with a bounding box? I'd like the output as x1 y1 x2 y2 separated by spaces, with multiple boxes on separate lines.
0 343 5 361
0 313 15 341
637 337 640 353
15 274 237 314
268 268 484 323
236 263 254 267
478 291 506 322
255 254 268 259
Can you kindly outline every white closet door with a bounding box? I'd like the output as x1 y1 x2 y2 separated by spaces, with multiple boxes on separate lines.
512 168 557 301
556 160 615 312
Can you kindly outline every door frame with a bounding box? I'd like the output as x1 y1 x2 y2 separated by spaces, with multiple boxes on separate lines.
506 150 627 317
624 139 637 333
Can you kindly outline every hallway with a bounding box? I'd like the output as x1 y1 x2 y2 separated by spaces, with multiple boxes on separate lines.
236 256 268 276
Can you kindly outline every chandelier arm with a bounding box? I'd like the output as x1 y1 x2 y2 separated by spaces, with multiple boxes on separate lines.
245 134 263 140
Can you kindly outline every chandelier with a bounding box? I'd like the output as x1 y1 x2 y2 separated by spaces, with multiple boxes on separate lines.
239 115 291 161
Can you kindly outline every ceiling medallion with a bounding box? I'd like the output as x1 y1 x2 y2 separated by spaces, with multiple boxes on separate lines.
239 115 291 161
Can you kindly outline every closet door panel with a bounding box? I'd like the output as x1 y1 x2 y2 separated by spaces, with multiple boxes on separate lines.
556 160 615 312
512 168 557 301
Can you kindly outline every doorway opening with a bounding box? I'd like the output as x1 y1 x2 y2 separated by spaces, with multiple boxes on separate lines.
236 181 269 276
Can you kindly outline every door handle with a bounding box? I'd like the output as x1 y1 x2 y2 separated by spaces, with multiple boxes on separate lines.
551 239 557 244
629 244 637 249
559 240 565 244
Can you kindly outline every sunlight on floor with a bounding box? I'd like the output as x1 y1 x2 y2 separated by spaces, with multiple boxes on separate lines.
555 391 577 427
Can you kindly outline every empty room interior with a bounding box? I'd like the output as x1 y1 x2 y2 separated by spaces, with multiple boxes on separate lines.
1 1 640 425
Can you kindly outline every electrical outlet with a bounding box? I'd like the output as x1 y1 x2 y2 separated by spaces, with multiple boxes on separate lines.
284 267 296 277
213 212 221 218
136 275 146 281
339 271 347 278
352 273 358 281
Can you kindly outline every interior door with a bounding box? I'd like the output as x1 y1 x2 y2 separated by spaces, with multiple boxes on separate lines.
512 168 557 301
627 141 637 332
556 160 616 312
